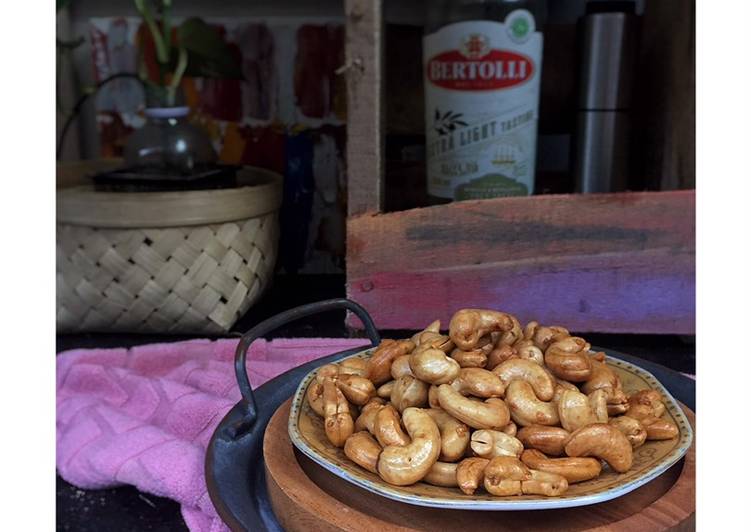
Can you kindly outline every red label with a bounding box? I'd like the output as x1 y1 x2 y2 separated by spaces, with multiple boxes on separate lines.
427 49 534 91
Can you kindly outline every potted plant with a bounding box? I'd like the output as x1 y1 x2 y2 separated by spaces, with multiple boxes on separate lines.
57 0 243 178
57 2 283 335
123 0 243 177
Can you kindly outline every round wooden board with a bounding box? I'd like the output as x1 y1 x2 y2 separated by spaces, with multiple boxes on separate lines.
264 399 695 532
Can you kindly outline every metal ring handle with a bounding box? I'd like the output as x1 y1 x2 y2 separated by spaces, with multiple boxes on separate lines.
233 298 380 433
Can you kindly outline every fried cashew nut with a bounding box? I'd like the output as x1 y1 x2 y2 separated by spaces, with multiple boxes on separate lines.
338 357 369 377
523 321 570 351
390 374 429 412
423 461 459 487
505 380 560 427
544 337 594 382
354 399 385 434
588 389 609 423
416 332 454 353
377 407 441 486
642 418 679 440
516 425 571 456
315 363 341 383
412 321 454 353
470 429 524 459
377 380 395 399
520 449 601 483
626 388 679 438
512 339 545 366
628 389 667 418
344 431 382 474
436 384 510 429
450 368 505 398
487 344 518 370
367 339 415 385
426 408 470 462
609 415 647 448
626 403 653 421
492 358 556 401
449 309 520 351
483 456 533 496
390 355 413 380
581 358 620 393
607 402 630 416
322 377 354 447
428 384 441 408
306 380 325 416
336 374 376 406
450 347 488 368
581 359 629 415
625 403 679 440
496 315 523 347
557 389 601 432
607 404 630 416
374 404 411 447
552 379 579 403
410 320 441 345
456 457 490 495
565 423 633 473
409 348 461 385
502 421 518 437
521 470 569 496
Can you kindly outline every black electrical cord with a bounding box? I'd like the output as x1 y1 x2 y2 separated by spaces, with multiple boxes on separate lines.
56 72 143 159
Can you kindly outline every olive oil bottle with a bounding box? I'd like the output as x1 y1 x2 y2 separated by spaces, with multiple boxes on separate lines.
424 0 545 202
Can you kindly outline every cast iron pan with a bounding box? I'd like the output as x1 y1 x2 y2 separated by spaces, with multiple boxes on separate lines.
205 298 695 531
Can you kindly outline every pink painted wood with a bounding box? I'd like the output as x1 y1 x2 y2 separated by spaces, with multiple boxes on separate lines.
345 190 695 334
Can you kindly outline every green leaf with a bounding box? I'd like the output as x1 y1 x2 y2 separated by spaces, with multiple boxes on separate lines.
176 17 243 79
176 18 224 58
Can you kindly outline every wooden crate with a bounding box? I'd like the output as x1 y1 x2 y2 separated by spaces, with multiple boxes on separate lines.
343 0 695 334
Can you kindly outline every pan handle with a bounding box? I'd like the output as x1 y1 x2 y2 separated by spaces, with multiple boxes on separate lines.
232 298 380 436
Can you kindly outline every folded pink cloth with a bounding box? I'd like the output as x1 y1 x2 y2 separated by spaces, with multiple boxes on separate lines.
56 337 371 531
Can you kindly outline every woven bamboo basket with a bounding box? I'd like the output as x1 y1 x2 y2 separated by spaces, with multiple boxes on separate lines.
57 161 283 334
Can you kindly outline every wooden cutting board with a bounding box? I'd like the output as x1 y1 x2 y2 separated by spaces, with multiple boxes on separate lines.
263 399 695 531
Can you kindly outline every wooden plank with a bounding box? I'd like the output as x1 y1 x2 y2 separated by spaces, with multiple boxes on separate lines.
346 190 695 334
345 0 384 215
348 190 695 276
347 249 694 334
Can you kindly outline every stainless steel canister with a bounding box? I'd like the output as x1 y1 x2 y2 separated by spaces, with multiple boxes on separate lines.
574 2 637 193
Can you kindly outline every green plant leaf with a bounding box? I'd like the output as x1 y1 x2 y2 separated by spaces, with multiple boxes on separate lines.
176 17 243 79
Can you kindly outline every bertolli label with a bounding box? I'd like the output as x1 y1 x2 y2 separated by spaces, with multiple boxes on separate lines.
423 13 542 199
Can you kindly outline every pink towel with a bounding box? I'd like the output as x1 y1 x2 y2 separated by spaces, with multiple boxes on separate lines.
56 337 371 531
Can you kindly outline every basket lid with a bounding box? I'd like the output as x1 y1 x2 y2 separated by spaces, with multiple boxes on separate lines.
57 166 283 228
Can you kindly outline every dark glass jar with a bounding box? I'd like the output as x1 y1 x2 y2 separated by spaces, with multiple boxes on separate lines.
123 106 217 174
123 86 217 175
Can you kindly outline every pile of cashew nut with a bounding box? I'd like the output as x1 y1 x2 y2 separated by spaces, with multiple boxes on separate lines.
305 309 680 497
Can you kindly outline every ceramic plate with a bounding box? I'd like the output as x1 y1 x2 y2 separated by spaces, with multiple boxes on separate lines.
288 349 693 510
